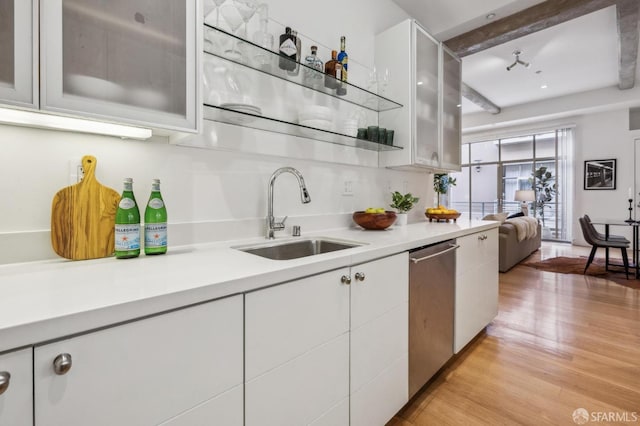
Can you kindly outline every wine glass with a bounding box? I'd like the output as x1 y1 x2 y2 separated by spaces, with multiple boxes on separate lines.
232 0 259 39
219 3 245 60
378 68 391 96
204 0 228 27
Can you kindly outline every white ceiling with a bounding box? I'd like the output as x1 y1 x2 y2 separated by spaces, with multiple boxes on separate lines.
392 0 634 116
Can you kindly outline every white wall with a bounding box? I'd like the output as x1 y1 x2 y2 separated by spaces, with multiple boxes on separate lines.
0 0 433 264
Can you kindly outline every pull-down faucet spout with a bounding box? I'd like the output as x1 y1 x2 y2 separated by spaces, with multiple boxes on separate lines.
266 167 311 239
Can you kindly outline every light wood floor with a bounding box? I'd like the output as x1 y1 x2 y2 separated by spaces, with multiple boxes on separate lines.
389 242 640 426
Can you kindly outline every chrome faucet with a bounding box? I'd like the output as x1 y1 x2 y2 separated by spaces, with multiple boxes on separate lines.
266 167 311 239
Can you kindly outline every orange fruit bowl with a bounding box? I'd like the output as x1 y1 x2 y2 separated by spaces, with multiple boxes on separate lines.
425 212 462 223
352 211 397 230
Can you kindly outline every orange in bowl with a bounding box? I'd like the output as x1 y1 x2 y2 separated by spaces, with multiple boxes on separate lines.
353 211 397 230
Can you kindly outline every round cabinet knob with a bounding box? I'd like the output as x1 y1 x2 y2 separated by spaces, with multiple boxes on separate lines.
355 272 366 281
478 234 487 241
341 275 352 285
53 353 72 375
0 371 10 395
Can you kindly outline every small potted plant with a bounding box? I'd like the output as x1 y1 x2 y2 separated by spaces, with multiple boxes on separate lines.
433 173 457 207
390 191 420 226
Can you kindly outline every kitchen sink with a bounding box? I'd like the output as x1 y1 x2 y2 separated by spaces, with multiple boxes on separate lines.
234 238 364 260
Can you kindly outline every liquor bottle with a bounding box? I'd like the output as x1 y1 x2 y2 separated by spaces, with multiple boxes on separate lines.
144 179 168 255
336 36 348 96
324 50 341 90
287 29 302 76
278 27 297 71
303 45 323 86
114 178 140 259
251 4 274 70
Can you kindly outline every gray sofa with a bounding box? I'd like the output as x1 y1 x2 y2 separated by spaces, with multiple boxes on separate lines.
498 221 542 272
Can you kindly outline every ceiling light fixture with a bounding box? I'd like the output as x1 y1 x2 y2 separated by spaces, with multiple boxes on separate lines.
0 107 153 140
540 84 548 89
506 49 531 71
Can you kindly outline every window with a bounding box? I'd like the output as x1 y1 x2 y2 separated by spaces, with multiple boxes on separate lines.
450 129 573 241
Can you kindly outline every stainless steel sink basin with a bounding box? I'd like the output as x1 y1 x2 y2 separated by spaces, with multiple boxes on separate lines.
234 238 363 260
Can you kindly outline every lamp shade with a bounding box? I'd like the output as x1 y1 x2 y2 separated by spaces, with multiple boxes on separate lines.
514 190 536 202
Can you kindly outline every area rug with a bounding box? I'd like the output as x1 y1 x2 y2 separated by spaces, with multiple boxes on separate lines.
521 256 640 289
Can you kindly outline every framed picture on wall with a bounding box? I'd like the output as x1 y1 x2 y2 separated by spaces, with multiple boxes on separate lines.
584 159 617 190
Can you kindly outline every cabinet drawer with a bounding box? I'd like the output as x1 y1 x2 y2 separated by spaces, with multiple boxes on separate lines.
34 295 243 426
246 333 349 426
351 302 408 393
245 268 349 381
159 385 243 426
0 348 32 426
351 252 408 330
456 228 498 275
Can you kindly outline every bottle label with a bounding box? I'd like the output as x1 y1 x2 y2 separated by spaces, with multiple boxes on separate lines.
280 38 297 57
335 64 342 79
119 198 136 209
148 198 164 209
145 223 168 248
115 224 140 250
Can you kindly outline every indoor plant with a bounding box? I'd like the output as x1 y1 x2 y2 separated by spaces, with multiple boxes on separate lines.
390 191 420 225
529 166 557 228
433 173 457 207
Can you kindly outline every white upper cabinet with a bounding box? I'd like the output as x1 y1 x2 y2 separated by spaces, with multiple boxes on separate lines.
376 19 461 172
0 0 37 108
40 0 198 132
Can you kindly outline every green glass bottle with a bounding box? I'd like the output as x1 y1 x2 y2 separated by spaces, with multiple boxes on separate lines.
144 178 167 255
114 178 141 259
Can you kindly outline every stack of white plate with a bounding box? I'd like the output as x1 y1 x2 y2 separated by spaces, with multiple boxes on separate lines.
339 118 358 137
298 105 334 131
220 103 262 124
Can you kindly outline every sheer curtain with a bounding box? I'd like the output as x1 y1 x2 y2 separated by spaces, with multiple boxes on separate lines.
556 128 574 241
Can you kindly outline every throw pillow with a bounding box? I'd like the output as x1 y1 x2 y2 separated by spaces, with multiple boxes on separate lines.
507 212 525 219
482 212 509 223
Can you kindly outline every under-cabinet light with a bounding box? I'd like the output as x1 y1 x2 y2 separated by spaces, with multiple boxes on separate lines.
0 107 153 140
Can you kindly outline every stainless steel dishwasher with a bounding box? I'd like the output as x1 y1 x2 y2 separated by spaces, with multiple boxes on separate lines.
408 239 459 398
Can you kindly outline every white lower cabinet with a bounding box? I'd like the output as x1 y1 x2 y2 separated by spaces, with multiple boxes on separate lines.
245 268 351 426
0 348 33 426
350 253 409 426
33 295 243 426
455 228 499 353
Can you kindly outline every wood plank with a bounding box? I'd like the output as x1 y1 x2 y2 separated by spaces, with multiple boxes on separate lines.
444 0 617 57
461 83 501 114
388 242 640 425
617 0 640 89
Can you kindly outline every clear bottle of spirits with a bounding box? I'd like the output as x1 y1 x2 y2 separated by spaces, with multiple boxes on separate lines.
287 29 302 76
115 178 140 259
144 179 168 255
251 4 274 70
278 27 297 71
303 45 323 86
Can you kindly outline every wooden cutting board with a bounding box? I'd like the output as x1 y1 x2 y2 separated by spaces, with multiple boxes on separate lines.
51 155 121 260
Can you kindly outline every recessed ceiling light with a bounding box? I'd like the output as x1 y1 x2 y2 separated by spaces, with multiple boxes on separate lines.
541 84 548 89
417 81 424 86
486 13 496 20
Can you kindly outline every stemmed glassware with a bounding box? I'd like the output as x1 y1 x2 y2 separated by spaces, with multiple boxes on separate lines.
232 0 259 40
219 3 245 60
204 0 228 27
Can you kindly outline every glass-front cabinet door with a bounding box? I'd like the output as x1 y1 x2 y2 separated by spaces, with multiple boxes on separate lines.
440 45 461 171
40 0 198 132
0 0 37 108
413 24 440 168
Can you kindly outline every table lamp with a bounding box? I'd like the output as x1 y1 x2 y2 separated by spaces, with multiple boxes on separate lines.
514 190 535 216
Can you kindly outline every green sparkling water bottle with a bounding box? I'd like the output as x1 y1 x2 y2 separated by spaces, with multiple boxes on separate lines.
115 178 141 258
144 178 167 255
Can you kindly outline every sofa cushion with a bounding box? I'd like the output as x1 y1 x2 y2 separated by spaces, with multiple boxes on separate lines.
483 212 509 223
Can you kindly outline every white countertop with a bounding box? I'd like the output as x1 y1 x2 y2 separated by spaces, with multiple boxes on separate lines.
0 219 498 353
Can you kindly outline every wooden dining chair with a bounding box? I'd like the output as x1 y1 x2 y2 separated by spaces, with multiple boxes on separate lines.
578 217 630 279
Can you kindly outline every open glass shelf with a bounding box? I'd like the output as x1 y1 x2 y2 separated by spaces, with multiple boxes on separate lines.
204 103 402 151
203 23 402 112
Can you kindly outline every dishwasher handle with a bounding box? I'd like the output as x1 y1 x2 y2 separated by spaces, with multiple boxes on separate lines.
409 244 460 264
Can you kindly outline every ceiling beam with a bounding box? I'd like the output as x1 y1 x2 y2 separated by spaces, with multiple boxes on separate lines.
461 83 502 114
617 0 639 89
444 0 617 58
